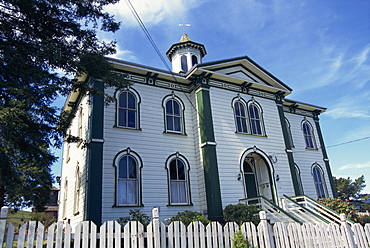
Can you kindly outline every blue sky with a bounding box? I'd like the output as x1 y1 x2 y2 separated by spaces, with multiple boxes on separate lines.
53 0 370 193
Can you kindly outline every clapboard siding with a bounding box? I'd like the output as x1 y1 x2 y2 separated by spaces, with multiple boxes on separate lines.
209 88 295 207
58 94 90 226
285 112 333 199
101 84 205 222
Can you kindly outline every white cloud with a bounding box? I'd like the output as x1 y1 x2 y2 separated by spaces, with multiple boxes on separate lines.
325 107 370 119
105 0 204 27
339 161 370 171
107 45 137 62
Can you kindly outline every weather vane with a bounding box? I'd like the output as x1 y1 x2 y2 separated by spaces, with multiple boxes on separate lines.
179 23 191 33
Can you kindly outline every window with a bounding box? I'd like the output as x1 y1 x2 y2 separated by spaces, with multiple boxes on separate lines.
234 101 248 133
163 94 185 134
181 55 188 72
166 153 191 205
73 165 80 214
312 164 327 199
117 90 139 129
78 107 83 138
114 149 142 206
302 120 315 149
62 179 68 219
248 103 264 135
191 55 198 66
285 118 294 147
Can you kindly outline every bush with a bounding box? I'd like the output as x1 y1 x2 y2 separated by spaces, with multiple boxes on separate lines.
117 209 151 226
355 215 370 226
231 230 253 248
223 204 260 225
319 197 358 221
167 210 210 226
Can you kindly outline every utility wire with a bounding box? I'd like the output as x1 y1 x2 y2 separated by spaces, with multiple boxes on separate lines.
125 0 206 124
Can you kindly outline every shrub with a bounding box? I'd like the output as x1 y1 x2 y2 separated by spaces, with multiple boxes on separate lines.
223 204 260 225
167 210 210 226
117 209 151 226
319 197 358 221
355 215 370 226
231 229 253 248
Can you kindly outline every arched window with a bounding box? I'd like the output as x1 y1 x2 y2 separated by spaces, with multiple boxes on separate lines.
312 164 327 199
78 107 83 138
163 94 185 134
302 120 315 149
114 149 142 206
73 165 80 214
248 102 264 135
166 154 191 205
234 101 248 133
191 55 198 66
181 55 188 72
117 90 139 129
285 118 294 147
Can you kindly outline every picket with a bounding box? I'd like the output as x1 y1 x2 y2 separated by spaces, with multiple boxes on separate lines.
0 211 369 248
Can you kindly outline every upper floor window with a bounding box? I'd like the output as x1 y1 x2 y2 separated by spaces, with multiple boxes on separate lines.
78 107 83 138
294 164 304 196
163 94 185 134
312 164 327 199
181 55 188 72
191 55 198 66
234 101 248 133
116 89 140 129
248 102 264 135
302 120 315 149
114 149 142 206
166 153 191 205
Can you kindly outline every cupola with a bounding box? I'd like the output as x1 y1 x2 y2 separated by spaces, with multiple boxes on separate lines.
166 33 207 73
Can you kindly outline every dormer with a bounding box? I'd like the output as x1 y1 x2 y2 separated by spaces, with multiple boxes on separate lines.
166 33 207 73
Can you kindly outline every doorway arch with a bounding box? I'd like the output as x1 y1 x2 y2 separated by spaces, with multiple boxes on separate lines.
240 147 277 203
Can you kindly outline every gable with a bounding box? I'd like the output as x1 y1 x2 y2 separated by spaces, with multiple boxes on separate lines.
195 56 292 93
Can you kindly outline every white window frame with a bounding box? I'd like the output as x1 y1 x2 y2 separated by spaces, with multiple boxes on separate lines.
115 88 140 129
311 163 328 199
114 148 142 206
232 97 249 134
247 99 265 136
163 93 185 134
166 152 191 205
302 119 316 149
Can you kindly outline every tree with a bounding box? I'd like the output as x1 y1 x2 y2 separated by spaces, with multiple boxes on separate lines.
334 175 367 200
0 0 128 210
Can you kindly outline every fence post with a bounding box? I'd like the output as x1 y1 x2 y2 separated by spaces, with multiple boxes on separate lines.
0 207 9 219
152 208 161 248
340 213 355 248
259 211 274 248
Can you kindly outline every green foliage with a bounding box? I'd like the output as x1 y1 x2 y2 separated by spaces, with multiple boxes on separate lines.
355 215 370 226
0 0 129 209
223 204 260 225
117 209 151 227
319 197 358 221
167 210 210 226
31 212 56 228
334 175 367 200
231 230 253 248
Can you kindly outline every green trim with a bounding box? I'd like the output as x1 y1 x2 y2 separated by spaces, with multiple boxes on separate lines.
196 86 223 222
313 113 337 198
276 96 301 196
85 80 104 225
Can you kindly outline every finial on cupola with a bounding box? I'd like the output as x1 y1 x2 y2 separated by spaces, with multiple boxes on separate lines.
166 33 207 73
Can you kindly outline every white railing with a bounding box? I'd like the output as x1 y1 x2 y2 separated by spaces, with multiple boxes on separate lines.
239 196 302 224
290 195 356 226
1 209 369 248
281 195 329 225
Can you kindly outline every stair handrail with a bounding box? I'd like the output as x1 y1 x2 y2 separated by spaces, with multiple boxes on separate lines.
282 195 330 224
240 196 303 224
290 195 355 226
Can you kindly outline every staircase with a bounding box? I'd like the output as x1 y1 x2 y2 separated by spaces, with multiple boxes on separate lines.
239 196 302 224
239 195 354 226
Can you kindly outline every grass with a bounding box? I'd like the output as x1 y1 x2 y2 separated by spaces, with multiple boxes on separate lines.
6 209 33 229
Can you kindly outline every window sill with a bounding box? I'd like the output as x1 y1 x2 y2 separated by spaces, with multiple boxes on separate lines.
235 132 267 138
305 148 318 151
73 211 80 216
112 204 144 208
163 131 187 136
167 203 193 207
113 125 142 131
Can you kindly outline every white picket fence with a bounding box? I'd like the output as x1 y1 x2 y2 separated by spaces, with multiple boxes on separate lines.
1 209 370 248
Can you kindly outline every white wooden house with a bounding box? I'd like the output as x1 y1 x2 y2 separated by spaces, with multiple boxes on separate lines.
58 34 336 226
